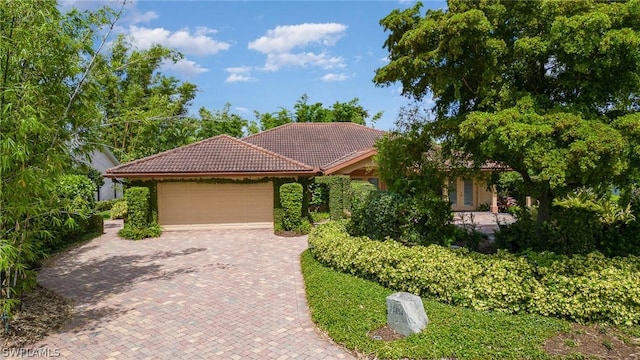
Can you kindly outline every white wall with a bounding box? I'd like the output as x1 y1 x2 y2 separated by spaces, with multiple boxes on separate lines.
88 150 123 201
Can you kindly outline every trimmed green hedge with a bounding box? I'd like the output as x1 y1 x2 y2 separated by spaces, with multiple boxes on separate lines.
308 221 640 325
118 187 161 240
280 182 303 230
110 200 127 219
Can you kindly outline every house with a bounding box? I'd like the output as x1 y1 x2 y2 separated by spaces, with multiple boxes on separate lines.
75 147 123 201
105 123 498 229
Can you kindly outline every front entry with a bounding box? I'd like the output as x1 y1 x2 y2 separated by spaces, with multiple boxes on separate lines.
448 178 475 211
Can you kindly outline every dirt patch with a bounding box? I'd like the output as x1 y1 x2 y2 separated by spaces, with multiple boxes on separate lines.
368 324 405 341
1 285 73 349
544 323 640 359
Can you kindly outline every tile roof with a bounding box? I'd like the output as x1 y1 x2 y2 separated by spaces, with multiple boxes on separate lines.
106 135 315 176
243 123 385 168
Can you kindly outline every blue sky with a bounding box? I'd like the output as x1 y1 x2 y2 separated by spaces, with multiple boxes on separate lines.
61 1 445 130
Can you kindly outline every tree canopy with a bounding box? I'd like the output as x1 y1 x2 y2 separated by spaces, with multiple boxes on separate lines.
252 94 383 132
374 0 640 226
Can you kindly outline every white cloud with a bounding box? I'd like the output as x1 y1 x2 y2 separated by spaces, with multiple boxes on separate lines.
128 25 230 56
225 67 257 83
225 74 256 83
162 59 208 76
235 107 251 114
127 10 158 24
249 23 348 72
264 52 344 71
248 23 347 54
322 73 349 82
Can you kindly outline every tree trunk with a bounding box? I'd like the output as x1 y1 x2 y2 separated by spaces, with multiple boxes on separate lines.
536 189 553 240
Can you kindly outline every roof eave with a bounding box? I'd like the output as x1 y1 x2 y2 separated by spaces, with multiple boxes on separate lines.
103 170 318 179
322 149 378 175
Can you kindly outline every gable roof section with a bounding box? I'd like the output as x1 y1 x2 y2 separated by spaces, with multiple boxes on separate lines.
243 123 384 169
105 135 316 178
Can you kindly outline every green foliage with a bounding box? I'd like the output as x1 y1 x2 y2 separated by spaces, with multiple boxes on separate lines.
301 250 570 360
309 222 640 325
348 190 455 246
0 0 114 320
496 171 525 204
308 182 329 211
349 180 376 214
255 94 383 131
496 190 640 257
309 211 331 224
118 187 160 240
197 103 247 139
110 200 128 220
374 0 640 240
279 183 303 231
95 199 119 212
315 176 351 220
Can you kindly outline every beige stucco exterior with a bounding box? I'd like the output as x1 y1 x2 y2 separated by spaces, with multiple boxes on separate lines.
157 182 274 230
445 177 498 213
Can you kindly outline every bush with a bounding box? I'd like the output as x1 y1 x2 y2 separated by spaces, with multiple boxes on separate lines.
309 222 640 325
496 190 640 256
309 182 329 212
315 176 351 220
110 200 127 220
55 174 96 238
279 183 303 231
349 180 376 214
96 199 119 212
118 187 161 240
348 190 455 246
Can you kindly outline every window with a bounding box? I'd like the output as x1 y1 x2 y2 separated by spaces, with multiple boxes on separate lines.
367 178 379 189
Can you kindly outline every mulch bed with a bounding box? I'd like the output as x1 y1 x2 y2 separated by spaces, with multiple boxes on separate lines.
0 285 73 349
544 323 640 360
367 324 405 341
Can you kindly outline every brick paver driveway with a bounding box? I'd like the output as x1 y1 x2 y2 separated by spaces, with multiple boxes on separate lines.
32 221 354 359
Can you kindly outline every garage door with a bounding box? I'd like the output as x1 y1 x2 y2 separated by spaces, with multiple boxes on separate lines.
157 182 273 229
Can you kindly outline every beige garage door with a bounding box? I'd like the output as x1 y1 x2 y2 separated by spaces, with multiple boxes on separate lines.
157 182 274 229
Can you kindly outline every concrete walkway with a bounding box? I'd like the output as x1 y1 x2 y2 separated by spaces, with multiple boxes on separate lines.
28 221 354 359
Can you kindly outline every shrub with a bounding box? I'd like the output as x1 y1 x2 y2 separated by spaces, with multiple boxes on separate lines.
309 182 329 212
55 174 96 238
496 190 640 256
315 175 351 220
348 190 455 246
96 199 119 212
309 221 640 325
349 180 376 213
110 200 127 220
279 183 303 231
118 187 161 240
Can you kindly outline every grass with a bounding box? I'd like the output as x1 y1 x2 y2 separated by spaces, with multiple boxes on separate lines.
301 250 571 360
99 210 111 220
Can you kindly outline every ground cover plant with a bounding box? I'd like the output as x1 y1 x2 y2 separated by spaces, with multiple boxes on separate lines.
309 222 640 325
301 250 571 359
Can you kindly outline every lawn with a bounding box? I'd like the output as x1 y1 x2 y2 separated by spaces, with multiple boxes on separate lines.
301 250 571 360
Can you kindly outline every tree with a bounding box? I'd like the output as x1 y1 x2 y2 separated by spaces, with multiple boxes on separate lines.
95 35 198 162
255 94 383 130
198 103 248 139
0 0 116 320
374 0 640 233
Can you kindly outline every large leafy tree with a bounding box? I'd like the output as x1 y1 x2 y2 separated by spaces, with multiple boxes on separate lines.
374 0 640 229
95 35 198 162
0 0 115 317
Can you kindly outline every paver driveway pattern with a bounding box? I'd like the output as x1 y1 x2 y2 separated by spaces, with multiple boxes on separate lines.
29 221 354 359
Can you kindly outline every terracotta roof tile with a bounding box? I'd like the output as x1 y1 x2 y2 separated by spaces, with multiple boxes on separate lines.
106 135 315 175
243 123 384 168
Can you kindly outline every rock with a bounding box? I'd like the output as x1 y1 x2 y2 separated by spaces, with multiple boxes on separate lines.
386 292 428 336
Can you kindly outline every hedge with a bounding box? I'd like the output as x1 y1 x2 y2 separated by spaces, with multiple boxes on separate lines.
280 182 303 230
308 221 640 325
118 187 161 240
